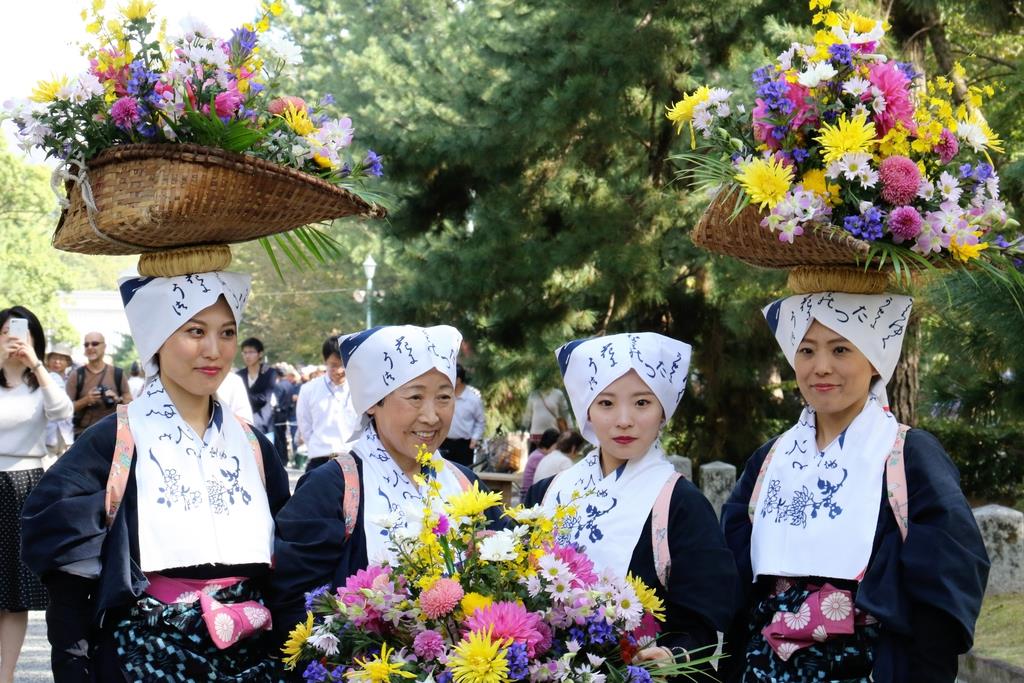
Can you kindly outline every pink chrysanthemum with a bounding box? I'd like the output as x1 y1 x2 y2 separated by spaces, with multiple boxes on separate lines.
413 629 446 660
879 155 921 205
545 544 598 587
867 63 915 136
338 566 391 605
420 578 464 619
463 601 546 657
214 87 243 119
934 128 959 165
110 97 140 129
888 206 924 242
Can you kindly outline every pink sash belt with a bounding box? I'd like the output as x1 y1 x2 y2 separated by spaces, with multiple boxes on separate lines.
145 574 272 650
761 582 872 661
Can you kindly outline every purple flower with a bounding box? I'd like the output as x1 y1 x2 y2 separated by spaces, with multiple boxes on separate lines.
934 129 959 164
302 660 330 683
959 163 973 178
231 27 258 57
843 206 885 241
974 163 993 182
413 630 445 660
895 61 919 82
822 109 839 124
586 616 615 645
321 93 335 106
829 44 853 67
363 150 384 177
757 80 795 116
507 643 529 680
304 584 330 611
432 514 450 536
752 66 774 86
888 206 923 242
627 665 653 683
771 125 787 141
791 147 809 163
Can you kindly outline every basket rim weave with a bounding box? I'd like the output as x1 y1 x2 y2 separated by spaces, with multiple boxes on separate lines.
52 142 386 255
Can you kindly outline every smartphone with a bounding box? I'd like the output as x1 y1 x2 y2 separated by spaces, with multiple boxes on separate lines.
7 318 28 342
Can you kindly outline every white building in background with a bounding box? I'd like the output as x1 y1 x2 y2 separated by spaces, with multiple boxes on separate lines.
57 290 131 365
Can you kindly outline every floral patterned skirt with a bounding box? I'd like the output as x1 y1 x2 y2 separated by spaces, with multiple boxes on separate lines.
742 578 879 683
110 580 283 682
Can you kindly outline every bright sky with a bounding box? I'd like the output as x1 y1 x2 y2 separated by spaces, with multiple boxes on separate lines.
0 0 263 162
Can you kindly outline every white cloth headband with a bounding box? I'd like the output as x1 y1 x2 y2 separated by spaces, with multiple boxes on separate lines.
339 325 462 415
555 332 692 445
762 292 914 406
118 272 251 377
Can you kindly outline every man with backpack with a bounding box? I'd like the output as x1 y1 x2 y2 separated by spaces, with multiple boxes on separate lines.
65 332 131 438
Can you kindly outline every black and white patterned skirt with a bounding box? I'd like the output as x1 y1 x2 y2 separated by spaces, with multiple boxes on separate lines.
0 468 48 611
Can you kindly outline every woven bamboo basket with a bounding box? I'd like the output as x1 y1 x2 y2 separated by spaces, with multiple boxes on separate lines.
52 144 387 256
692 190 873 268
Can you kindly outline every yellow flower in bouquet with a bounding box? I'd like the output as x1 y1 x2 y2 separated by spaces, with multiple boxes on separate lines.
449 629 509 683
460 592 493 617
121 0 154 21
281 612 313 669
445 483 503 520
735 156 793 210
345 642 416 682
627 573 666 621
815 112 876 163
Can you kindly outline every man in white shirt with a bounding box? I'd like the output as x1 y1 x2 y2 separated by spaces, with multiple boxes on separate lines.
440 364 485 468
297 335 361 471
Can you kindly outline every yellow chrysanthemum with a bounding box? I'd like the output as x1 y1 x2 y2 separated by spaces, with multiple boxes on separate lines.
735 157 793 211
448 629 509 683
627 573 666 621
445 482 503 520
345 642 416 682
280 103 315 136
815 113 876 164
666 85 711 147
281 612 313 669
799 168 840 206
949 233 989 263
30 76 69 103
460 592 493 617
120 0 153 21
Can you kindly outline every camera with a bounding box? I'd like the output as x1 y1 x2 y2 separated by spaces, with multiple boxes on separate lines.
95 384 116 408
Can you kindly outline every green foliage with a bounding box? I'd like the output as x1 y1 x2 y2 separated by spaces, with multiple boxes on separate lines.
0 139 76 343
920 418 1024 503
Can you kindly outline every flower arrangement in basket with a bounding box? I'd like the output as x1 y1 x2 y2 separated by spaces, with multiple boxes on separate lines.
282 446 715 683
666 0 1022 291
2 0 385 274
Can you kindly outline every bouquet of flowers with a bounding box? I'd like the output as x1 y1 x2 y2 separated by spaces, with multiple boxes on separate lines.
4 0 381 185
283 447 714 682
666 0 1021 276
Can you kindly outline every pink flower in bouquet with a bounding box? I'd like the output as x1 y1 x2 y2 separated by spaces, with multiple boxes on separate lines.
111 97 141 129
268 96 307 116
888 206 923 242
413 629 446 660
214 86 243 118
632 612 662 642
90 49 130 95
433 514 450 536
934 128 959 164
463 601 546 657
546 544 598 588
867 63 915 136
879 155 921 205
338 565 392 605
420 578 464 619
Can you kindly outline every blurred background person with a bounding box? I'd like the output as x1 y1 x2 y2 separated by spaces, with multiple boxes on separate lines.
44 343 76 465
520 427 561 490
531 430 586 483
237 337 278 439
440 363 485 468
521 385 572 451
0 306 74 683
126 361 145 400
65 332 130 439
296 336 360 472
272 363 301 467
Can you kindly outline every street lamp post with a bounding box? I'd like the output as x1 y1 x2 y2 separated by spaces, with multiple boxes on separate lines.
362 255 377 328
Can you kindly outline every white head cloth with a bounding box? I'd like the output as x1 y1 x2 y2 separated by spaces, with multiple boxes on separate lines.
338 325 462 415
761 292 914 407
119 272 251 377
555 332 692 445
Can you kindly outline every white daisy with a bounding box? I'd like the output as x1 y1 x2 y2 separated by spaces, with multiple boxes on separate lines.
837 152 873 182
478 529 519 562
841 76 870 98
938 171 962 203
820 591 853 621
851 102 870 118
798 61 838 88
917 178 935 201
308 631 340 656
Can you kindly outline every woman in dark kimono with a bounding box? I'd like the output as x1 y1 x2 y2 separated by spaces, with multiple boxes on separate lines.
21 272 290 682
267 325 501 655
720 292 989 683
524 332 738 674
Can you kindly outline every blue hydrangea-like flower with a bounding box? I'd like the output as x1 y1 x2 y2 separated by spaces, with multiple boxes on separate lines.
302 660 330 683
829 44 853 67
507 643 530 680
586 616 616 646
304 584 331 611
752 66 774 86
627 665 654 683
363 150 383 177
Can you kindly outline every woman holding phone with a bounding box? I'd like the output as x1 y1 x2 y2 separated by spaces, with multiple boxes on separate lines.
0 306 74 683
